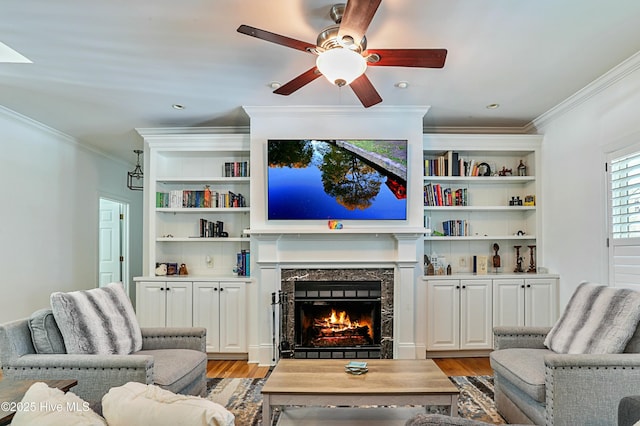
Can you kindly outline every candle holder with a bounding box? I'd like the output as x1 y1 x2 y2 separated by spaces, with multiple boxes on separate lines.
514 246 524 273
527 245 537 273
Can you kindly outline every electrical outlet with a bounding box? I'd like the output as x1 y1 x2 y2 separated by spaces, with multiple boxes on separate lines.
205 255 214 268
459 257 466 267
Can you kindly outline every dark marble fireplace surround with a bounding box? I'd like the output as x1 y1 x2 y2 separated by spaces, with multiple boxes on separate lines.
280 268 394 359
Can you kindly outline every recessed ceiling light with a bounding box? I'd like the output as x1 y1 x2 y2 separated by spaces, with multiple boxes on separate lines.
486 103 500 109
269 81 281 89
395 81 409 89
172 104 185 110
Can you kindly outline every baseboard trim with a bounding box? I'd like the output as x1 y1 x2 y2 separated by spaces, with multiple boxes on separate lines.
207 352 248 361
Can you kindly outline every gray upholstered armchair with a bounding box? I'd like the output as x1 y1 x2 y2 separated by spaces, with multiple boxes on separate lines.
491 324 640 425
0 311 208 411
490 283 640 425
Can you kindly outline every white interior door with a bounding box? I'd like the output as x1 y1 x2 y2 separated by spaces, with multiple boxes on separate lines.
99 198 122 286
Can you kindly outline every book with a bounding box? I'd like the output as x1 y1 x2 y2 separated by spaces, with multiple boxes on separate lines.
452 152 460 176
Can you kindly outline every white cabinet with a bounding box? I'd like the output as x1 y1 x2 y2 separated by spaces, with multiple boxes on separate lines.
136 281 192 328
426 279 493 351
138 131 251 278
136 278 249 354
193 281 247 353
493 277 558 327
423 134 542 275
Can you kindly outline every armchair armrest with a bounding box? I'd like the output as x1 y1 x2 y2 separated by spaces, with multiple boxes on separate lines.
3 353 155 409
544 353 640 425
141 327 206 352
493 326 551 350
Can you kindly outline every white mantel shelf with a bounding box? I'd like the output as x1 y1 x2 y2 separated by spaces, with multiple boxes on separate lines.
246 228 427 236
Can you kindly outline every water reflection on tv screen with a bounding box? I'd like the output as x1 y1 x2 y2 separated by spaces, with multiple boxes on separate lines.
267 139 408 220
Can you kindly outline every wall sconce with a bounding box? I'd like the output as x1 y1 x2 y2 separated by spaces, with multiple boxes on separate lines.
127 149 144 191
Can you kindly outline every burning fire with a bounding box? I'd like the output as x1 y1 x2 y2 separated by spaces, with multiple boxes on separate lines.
322 309 360 331
315 309 373 340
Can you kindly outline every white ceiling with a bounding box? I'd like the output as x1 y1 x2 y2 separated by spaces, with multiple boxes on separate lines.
2 0 640 164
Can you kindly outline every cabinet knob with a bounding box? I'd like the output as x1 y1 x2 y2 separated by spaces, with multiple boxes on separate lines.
462 285 466 289
527 284 531 288
456 285 460 289
166 287 170 291
220 288 224 292
214 287 218 291
521 285 525 288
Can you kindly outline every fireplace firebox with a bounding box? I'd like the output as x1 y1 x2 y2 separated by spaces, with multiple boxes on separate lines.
293 281 382 359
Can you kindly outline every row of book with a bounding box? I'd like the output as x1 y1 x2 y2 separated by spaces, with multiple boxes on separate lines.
224 161 249 177
198 219 228 238
424 183 468 206
442 220 469 237
236 249 250 277
424 151 487 177
156 190 247 208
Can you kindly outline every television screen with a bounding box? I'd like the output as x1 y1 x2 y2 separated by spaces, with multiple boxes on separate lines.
267 139 408 220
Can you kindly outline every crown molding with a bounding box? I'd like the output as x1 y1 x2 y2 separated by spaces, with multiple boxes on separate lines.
529 50 640 133
135 126 250 137
422 125 535 135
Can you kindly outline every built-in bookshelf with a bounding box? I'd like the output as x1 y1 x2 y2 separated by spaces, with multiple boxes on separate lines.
140 133 252 279
422 134 543 275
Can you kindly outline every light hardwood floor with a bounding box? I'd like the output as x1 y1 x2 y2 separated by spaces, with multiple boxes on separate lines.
0 357 491 381
206 357 492 378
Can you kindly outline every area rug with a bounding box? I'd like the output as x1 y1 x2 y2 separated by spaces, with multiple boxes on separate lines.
206 375 506 425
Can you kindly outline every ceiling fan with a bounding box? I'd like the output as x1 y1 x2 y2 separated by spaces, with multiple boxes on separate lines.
237 0 447 108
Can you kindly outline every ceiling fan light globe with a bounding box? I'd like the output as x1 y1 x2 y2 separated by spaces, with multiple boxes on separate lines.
316 48 367 87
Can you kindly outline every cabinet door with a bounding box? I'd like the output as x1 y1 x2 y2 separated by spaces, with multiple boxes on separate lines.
427 280 460 350
460 279 493 349
219 282 247 352
136 281 167 328
193 282 221 352
165 282 193 328
525 278 558 327
493 279 526 327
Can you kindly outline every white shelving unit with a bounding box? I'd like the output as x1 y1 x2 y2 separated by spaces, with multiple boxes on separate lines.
422 134 542 274
421 134 559 357
143 133 252 278
134 131 252 357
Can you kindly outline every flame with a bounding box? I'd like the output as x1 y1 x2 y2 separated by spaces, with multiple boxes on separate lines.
323 309 360 330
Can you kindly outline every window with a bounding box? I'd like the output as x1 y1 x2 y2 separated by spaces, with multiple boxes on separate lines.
610 151 640 239
608 148 640 289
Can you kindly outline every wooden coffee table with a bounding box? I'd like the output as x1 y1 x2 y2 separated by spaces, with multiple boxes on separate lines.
0 379 78 425
261 359 459 426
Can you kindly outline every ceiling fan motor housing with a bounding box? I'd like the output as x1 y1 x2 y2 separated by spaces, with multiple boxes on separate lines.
317 24 367 53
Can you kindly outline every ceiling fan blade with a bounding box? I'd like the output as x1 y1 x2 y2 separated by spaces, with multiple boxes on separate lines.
337 0 382 46
237 25 316 53
350 73 382 108
274 67 322 96
365 49 448 68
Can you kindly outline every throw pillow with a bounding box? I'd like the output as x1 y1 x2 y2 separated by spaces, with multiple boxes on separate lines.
50 282 142 355
28 308 67 354
102 382 235 426
11 382 106 426
544 281 640 354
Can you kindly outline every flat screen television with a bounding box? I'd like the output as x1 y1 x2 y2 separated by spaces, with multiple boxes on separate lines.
267 139 408 220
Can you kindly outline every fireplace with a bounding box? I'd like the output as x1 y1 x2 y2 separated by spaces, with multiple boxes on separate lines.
278 268 394 359
294 281 382 358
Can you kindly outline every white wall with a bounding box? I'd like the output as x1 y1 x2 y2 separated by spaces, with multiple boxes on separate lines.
0 108 143 323
539 55 640 307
